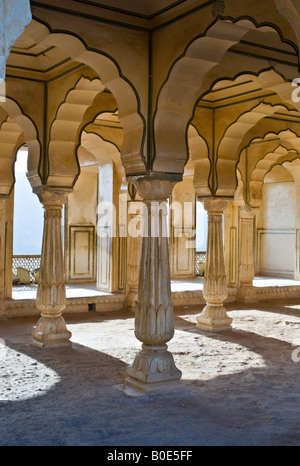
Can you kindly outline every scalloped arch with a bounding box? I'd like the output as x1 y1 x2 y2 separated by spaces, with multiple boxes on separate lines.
216 102 297 196
249 145 299 202
239 129 300 202
0 118 23 195
47 76 106 187
0 97 41 189
23 19 146 180
80 131 125 183
153 17 298 176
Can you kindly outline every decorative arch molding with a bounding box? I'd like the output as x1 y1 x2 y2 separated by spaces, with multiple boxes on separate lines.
241 128 300 171
24 18 146 177
216 102 296 196
238 129 300 202
275 0 300 56
84 110 123 153
153 17 299 176
249 145 299 202
0 97 41 189
80 131 125 183
47 76 106 187
236 118 300 160
0 117 23 196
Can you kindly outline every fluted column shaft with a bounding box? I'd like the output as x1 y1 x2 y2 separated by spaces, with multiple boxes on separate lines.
196 198 232 332
134 200 174 345
31 188 72 348
125 179 182 393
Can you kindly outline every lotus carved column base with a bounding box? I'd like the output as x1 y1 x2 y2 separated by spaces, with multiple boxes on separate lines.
31 314 72 349
125 344 182 394
196 304 232 332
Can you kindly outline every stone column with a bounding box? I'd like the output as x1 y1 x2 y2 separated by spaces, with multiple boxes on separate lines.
0 197 7 319
31 187 72 348
237 205 257 303
126 200 143 311
125 178 182 393
196 198 232 332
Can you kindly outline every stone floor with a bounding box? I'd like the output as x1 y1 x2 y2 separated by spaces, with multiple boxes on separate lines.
1 297 300 446
11 275 300 300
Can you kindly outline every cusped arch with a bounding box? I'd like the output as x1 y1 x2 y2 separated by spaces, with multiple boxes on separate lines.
153 17 298 175
0 97 41 189
0 117 23 195
24 20 146 177
239 129 300 203
242 128 300 175
47 76 106 187
80 131 125 183
249 145 299 202
216 102 296 196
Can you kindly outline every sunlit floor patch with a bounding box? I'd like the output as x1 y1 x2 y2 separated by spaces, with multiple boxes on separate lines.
169 329 266 381
0 346 60 401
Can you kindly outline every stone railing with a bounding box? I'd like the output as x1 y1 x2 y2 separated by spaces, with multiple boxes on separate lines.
12 255 41 283
195 251 206 276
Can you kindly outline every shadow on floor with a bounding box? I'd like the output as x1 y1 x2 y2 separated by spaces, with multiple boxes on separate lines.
0 304 300 446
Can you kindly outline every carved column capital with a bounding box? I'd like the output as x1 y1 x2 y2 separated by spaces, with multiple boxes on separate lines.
239 204 255 219
201 197 230 213
128 174 180 201
33 186 72 208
